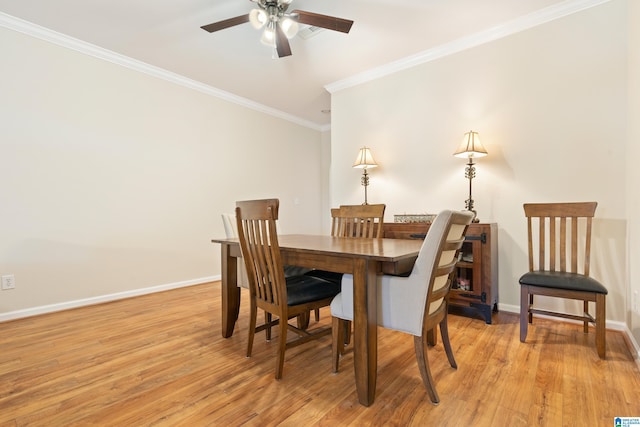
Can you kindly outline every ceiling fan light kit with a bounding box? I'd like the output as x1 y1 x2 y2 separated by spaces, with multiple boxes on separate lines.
201 0 354 58
249 9 268 29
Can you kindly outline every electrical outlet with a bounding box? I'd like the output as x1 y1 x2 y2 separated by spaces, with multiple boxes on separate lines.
1 275 15 290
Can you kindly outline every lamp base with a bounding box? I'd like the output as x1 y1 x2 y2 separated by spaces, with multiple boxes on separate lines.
464 199 479 223
465 209 479 223
361 169 370 205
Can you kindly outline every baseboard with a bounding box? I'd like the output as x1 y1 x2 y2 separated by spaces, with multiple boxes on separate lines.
498 303 640 362
0 275 221 323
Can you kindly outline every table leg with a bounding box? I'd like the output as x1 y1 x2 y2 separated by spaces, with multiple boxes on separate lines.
221 244 240 338
352 258 378 406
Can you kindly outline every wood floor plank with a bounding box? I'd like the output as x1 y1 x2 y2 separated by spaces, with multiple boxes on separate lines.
0 282 639 426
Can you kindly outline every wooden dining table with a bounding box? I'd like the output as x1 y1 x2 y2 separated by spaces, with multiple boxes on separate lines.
211 234 423 407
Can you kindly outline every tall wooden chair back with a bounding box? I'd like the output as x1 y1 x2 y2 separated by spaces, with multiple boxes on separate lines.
235 198 340 379
519 201 608 358
525 202 596 275
235 199 286 311
331 204 386 238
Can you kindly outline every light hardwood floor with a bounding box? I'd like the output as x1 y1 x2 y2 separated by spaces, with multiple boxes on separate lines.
1 282 639 426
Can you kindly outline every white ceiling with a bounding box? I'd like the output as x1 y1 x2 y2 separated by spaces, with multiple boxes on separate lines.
0 0 593 129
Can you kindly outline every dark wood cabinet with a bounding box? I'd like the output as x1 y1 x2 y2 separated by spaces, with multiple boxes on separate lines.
383 222 499 324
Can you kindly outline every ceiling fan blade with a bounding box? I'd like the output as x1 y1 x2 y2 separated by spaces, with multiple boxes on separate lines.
291 10 353 33
201 14 250 33
275 24 292 58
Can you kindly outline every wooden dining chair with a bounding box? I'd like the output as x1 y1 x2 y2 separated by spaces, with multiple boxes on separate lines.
308 203 386 285
222 213 311 289
519 202 608 359
308 203 386 322
330 210 474 404
332 203 386 238
235 198 340 379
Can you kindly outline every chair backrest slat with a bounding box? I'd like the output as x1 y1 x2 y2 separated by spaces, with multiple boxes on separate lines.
558 216 565 271
550 216 557 270
568 216 577 272
584 217 593 275
527 217 534 271
523 202 597 275
331 204 386 238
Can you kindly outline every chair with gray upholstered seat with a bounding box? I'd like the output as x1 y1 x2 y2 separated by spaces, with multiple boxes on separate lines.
330 209 473 404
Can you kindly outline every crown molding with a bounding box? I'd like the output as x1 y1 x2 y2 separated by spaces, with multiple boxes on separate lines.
0 12 322 131
325 0 611 94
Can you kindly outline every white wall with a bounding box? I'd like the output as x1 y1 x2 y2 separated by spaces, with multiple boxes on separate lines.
627 0 640 344
331 1 630 324
0 26 324 317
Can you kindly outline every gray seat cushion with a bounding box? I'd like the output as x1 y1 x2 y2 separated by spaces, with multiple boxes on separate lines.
519 271 607 294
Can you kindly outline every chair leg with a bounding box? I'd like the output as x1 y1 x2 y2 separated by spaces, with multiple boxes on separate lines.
528 294 534 324
275 317 288 380
426 327 437 346
414 335 439 405
331 316 343 373
247 303 257 357
343 320 351 345
314 308 320 322
595 293 606 359
265 312 272 341
520 286 529 343
583 300 589 333
297 312 310 330
440 313 457 369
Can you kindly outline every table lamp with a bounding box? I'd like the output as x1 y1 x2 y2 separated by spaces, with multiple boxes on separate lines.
453 131 487 222
353 147 378 205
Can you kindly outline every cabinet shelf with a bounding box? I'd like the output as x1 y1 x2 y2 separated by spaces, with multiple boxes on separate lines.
383 222 499 324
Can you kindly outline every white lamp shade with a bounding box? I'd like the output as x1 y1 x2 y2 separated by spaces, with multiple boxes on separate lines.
353 147 378 169
453 131 488 158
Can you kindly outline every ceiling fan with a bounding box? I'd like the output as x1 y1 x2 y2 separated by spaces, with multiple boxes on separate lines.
201 0 354 58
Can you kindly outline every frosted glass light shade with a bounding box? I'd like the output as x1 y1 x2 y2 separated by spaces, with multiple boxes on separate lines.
260 25 276 47
280 18 299 39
